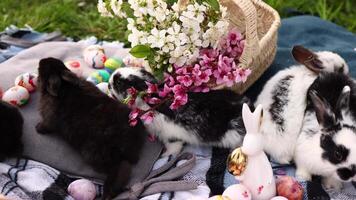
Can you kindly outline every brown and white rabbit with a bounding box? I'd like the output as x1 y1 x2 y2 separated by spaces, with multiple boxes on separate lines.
255 45 349 164
36 58 147 199
108 67 251 156
294 72 356 190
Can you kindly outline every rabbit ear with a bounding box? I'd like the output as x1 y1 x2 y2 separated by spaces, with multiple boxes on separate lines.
336 85 351 111
292 45 323 73
242 104 263 134
47 75 61 96
309 90 337 129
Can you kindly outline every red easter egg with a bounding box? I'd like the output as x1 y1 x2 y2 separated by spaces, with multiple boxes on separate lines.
276 176 303 200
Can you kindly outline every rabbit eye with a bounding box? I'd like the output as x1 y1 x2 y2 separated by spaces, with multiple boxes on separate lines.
334 150 343 161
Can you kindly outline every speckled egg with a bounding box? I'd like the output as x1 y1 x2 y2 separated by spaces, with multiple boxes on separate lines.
67 179 96 200
86 70 111 84
14 72 38 92
104 57 123 74
83 45 107 69
2 86 30 106
222 184 252 200
276 176 303 200
65 60 84 77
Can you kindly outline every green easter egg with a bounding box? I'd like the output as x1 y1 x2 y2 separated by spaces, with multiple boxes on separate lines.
97 70 111 82
104 57 123 71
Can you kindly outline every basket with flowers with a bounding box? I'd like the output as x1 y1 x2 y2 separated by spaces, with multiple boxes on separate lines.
98 0 280 125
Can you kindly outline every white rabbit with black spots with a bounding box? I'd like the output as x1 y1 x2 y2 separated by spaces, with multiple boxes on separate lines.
255 45 349 164
294 72 356 190
108 67 252 156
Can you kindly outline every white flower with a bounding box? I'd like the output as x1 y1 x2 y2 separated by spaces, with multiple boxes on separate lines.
128 29 149 46
202 20 229 48
98 0 113 17
110 0 126 17
147 28 167 48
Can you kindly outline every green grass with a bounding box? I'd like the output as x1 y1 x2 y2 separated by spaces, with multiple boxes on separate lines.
0 0 355 43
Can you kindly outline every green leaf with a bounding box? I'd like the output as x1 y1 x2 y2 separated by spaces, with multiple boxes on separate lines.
121 2 135 18
166 0 178 7
204 0 220 11
129 45 152 58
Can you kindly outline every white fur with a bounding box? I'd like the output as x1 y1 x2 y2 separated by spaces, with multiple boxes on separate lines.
109 67 244 156
255 51 348 164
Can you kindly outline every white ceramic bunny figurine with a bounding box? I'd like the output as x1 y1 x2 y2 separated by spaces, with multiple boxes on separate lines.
237 103 276 200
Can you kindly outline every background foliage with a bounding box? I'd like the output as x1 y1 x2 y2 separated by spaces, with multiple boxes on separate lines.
0 0 355 42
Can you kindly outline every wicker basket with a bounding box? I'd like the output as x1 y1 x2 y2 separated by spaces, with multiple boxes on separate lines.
219 0 281 93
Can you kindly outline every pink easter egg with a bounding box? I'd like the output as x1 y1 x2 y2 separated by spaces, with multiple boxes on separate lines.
14 72 38 92
2 86 30 106
270 196 288 200
68 179 96 200
276 176 303 200
222 184 252 200
65 60 84 77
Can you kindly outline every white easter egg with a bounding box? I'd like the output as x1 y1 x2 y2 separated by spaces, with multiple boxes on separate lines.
270 196 288 200
96 82 109 94
222 184 252 200
14 72 38 92
65 60 84 77
2 86 30 106
83 45 107 69
67 179 96 200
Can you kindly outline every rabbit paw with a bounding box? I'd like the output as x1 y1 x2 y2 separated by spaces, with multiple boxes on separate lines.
322 177 343 191
162 141 184 157
296 168 312 181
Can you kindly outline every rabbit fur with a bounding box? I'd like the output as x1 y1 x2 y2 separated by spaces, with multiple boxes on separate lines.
108 67 251 156
294 72 356 190
36 58 146 199
255 45 349 164
0 100 23 161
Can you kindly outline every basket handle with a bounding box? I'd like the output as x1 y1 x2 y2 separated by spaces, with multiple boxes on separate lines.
222 0 260 68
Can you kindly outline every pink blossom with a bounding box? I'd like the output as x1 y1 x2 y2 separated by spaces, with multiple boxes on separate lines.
129 108 141 120
192 64 202 76
174 64 188 75
223 72 235 87
170 93 188 110
127 87 138 97
199 48 218 65
140 111 154 124
193 86 210 93
177 75 193 87
129 119 138 126
159 84 172 98
194 69 212 86
164 73 176 87
233 68 251 83
172 84 187 96
218 55 234 72
146 82 158 94
227 29 242 45
127 98 136 107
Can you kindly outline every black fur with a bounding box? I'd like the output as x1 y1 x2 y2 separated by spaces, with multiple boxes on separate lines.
0 100 23 161
111 69 250 143
337 165 356 181
37 58 146 199
320 134 349 164
269 75 294 132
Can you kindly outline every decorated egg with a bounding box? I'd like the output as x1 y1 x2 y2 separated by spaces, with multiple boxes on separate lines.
96 82 109 94
83 45 107 69
270 196 288 200
227 148 248 176
86 70 111 84
276 176 303 200
104 57 123 74
222 184 251 200
65 60 84 77
68 179 96 200
2 86 30 106
14 72 38 92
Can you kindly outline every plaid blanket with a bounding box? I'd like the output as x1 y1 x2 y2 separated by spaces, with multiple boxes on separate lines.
0 158 103 200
